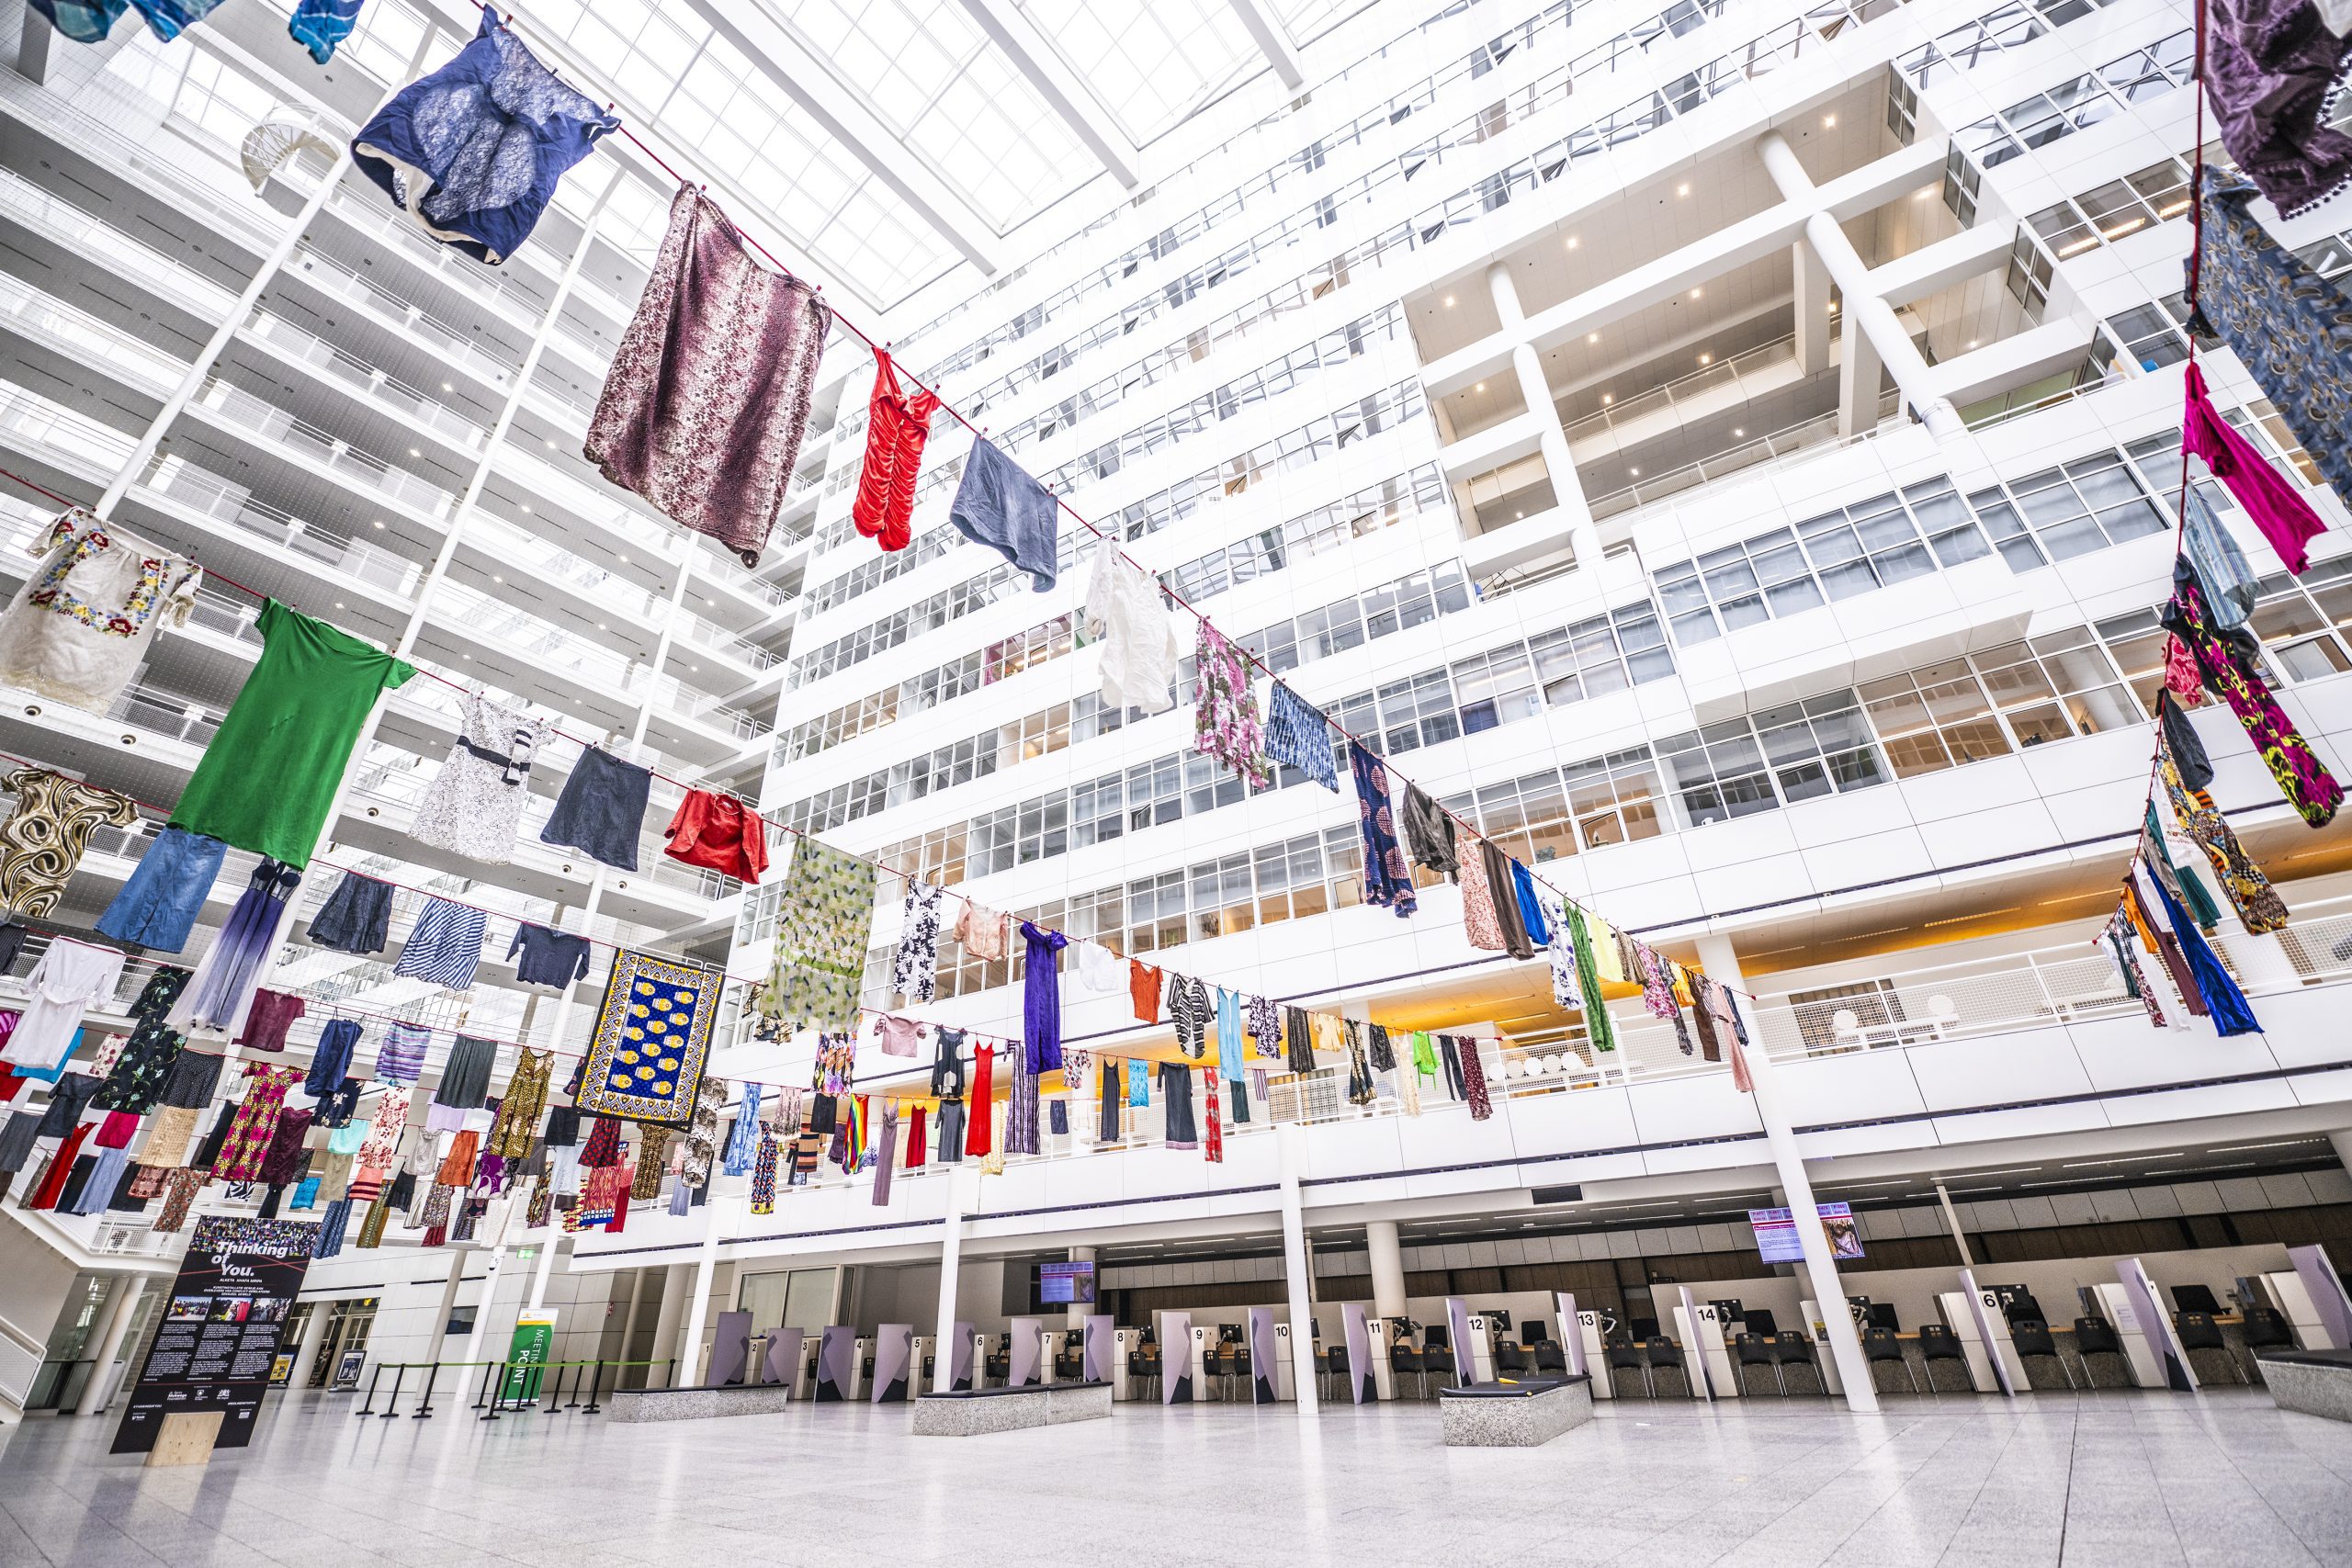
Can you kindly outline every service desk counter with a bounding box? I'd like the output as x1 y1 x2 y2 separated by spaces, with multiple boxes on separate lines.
911 1379 1114 1437
1438 1376 1593 1448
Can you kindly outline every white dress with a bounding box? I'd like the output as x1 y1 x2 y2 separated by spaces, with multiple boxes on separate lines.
0 510 200 712
1082 538 1180 715
410 690 550 863
0 937 126 1069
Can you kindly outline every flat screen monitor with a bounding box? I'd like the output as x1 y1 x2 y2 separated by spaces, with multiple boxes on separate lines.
2173 1283 2222 1315
1748 1203 1865 1263
1037 1261 1096 1305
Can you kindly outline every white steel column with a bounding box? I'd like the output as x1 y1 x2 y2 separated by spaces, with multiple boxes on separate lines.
647 1261 693 1385
526 1229 565 1313
1365 1219 1407 1320
1792 241 1834 375
288 1292 334 1392
616 1267 649 1365
933 1168 971 1393
94 28 440 515
420 1251 468 1394
676 1194 729 1386
1276 1122 1320 1416
1486 261 1600 567
1694 931 1877 1413
1934 1178 1975 1268
1756 131 1962 442
73 1276 141 1414
455 1244 510 1376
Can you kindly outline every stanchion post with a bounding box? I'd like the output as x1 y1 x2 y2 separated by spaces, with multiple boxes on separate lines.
412 1363 439 1418
582 1359 605 1414
379 1364 405 1418
356 1363 382 1416
480 1361 506 1422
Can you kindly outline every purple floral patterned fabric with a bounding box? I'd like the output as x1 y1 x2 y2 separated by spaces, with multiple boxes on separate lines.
1193 622 1270 786
587 187 831 568
2206 0 2352 219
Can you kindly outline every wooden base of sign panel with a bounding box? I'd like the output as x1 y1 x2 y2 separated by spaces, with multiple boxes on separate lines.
143 1411 224 1467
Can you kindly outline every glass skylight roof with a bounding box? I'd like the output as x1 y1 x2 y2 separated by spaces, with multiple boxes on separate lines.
1014 0 1260 145
520 0 953 308
1272 0 1376 48
779 0 1102 232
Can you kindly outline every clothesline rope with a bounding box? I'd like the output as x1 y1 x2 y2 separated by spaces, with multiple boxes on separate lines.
2119 0 2212 931
429 0 1763 1006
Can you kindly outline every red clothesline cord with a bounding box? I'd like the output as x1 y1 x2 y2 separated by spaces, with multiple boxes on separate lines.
438 3 1749 1007
2126 0 2214 911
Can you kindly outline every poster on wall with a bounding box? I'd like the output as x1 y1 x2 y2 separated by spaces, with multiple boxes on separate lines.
110 1217 320 1454
1747 1203 1865 1264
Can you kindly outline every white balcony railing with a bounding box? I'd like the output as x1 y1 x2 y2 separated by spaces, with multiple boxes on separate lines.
752 897 2352 1201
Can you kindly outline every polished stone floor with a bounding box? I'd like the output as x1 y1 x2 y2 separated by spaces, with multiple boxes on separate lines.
4 1387 2350 1567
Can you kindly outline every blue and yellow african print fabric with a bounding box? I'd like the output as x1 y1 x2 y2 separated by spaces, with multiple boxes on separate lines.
575 950 720 1127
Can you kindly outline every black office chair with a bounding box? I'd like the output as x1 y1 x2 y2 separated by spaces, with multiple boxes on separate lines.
1604 1337 1650 1398
1232 1343 1252 1398
2072 1315 2126 1388
2241 1305 2297 1382
1326 1342 1352 1399
921 1354 935 1385
1862 1325 1917 1393
1770 1332 1823 1395
1533 1340 1567 1375
1389 1342 1424 1399
2008 1320 2075 1390
1126 1348 1148 1396
1733 1332 1783 1396
2174 1312 2245 1385
1917 1323 1969 1393
1640 1336 1690 1398
1495 1341 1532 1377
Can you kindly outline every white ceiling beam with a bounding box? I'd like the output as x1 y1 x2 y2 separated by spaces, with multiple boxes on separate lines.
682 0 1004 280
1225 0 1305 89
956 0 1140 189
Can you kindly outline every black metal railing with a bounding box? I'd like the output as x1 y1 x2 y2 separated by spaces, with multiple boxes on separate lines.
351 1358 675 1419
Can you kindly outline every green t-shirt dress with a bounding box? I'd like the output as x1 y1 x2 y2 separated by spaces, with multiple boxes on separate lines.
169 599 415 868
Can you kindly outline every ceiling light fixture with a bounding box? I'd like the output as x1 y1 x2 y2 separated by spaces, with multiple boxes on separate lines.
1677 182 1690 196
1443 295 1456 307
1475 382 1486 392
1588 332 1600 343
1566 235 1580 249
1601 393 1613 405
1690 287 1703 299
1698 352 1712 365
1628 466 1640 476
1733 427 1745 436
1823 114 1837 127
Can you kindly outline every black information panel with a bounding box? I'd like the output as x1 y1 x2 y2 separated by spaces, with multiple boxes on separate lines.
111 1216 318 1454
